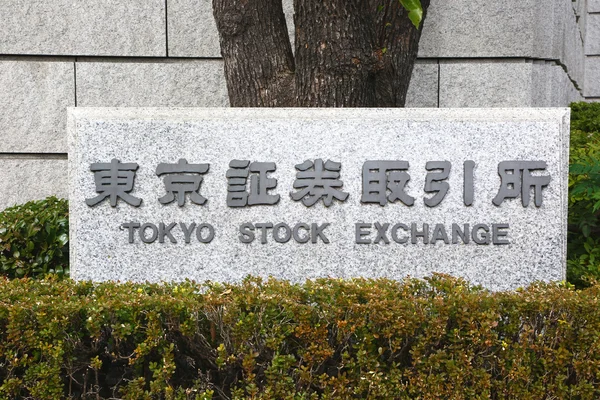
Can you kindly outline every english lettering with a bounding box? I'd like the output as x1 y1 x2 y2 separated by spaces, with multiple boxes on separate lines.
356 222 510 245
121 221 215 244
239 222 331 244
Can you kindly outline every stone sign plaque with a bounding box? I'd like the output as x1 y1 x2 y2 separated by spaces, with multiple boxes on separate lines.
68 108 569 290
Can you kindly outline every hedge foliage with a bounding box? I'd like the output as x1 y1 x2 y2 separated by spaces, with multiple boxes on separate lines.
0 197 68 279
568 102 600 287
1 275 600 399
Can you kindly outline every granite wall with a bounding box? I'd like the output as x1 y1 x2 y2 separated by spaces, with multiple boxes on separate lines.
0 0 596 209
585 0 600 100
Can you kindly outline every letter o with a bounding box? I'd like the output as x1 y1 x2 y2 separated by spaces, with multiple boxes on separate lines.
196 223 215 243
273 223 292 243
140 223 158 243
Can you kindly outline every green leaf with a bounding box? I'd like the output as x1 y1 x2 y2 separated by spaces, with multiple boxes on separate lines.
0 197 69 280
58 233 68 246
399 0 423 29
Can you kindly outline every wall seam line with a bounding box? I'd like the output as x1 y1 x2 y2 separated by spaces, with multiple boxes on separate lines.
165 0 169 57
437 59 441 108
0 153 68 160
74 58 78 107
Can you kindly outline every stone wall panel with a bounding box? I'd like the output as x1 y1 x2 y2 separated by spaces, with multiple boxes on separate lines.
420 0 550 59
589 0 600 12
0 159 68 210
0 0 166 56
584 56 600 97
0 60 74 153
76 60 228 107
585 14 600 55
405 60 439 108
439 60 534 107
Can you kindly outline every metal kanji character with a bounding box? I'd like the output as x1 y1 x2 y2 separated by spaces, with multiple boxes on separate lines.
361 160 415 206
86 158 142 207
492 161 551 207
156 159 209 206
290 158 349 207
463 160 475 206
226 160 280 207
424 161 451 207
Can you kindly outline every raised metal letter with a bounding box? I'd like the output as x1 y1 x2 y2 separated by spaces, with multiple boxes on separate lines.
86 159 142 207
156 159 209 206
424 161 451 207
492 161 551 207
227 160 280 207
361 161 415 206
290 159 349 207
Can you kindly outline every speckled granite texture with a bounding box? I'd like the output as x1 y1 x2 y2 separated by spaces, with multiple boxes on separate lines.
68 108 569 291
0 158 68 210
0 60 74 153
0 0 166 56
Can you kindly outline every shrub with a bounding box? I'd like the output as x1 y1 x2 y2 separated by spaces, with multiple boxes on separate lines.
1 275 600 399
568 103 600 287
0 196 69 279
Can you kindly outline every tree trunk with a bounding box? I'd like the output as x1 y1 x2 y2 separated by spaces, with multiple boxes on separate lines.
213 0 430 107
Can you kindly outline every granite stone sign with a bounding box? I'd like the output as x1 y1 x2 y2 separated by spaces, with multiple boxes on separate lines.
68 108 570 290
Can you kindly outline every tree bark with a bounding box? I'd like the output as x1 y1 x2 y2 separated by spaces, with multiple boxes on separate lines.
213 0 430 107
212 0 296 106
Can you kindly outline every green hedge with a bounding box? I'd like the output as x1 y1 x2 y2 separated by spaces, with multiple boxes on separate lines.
1 275 600 399
568 103 600 287
0 197 68 279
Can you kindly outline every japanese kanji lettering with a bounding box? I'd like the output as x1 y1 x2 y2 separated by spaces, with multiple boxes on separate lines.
361 161 415 206
86 159 142 207
156 159 209 206
226 160 280 207
290 158 349 207
463 160 475 206
424 161 451 207
85 158 555 210
492 161 551 207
